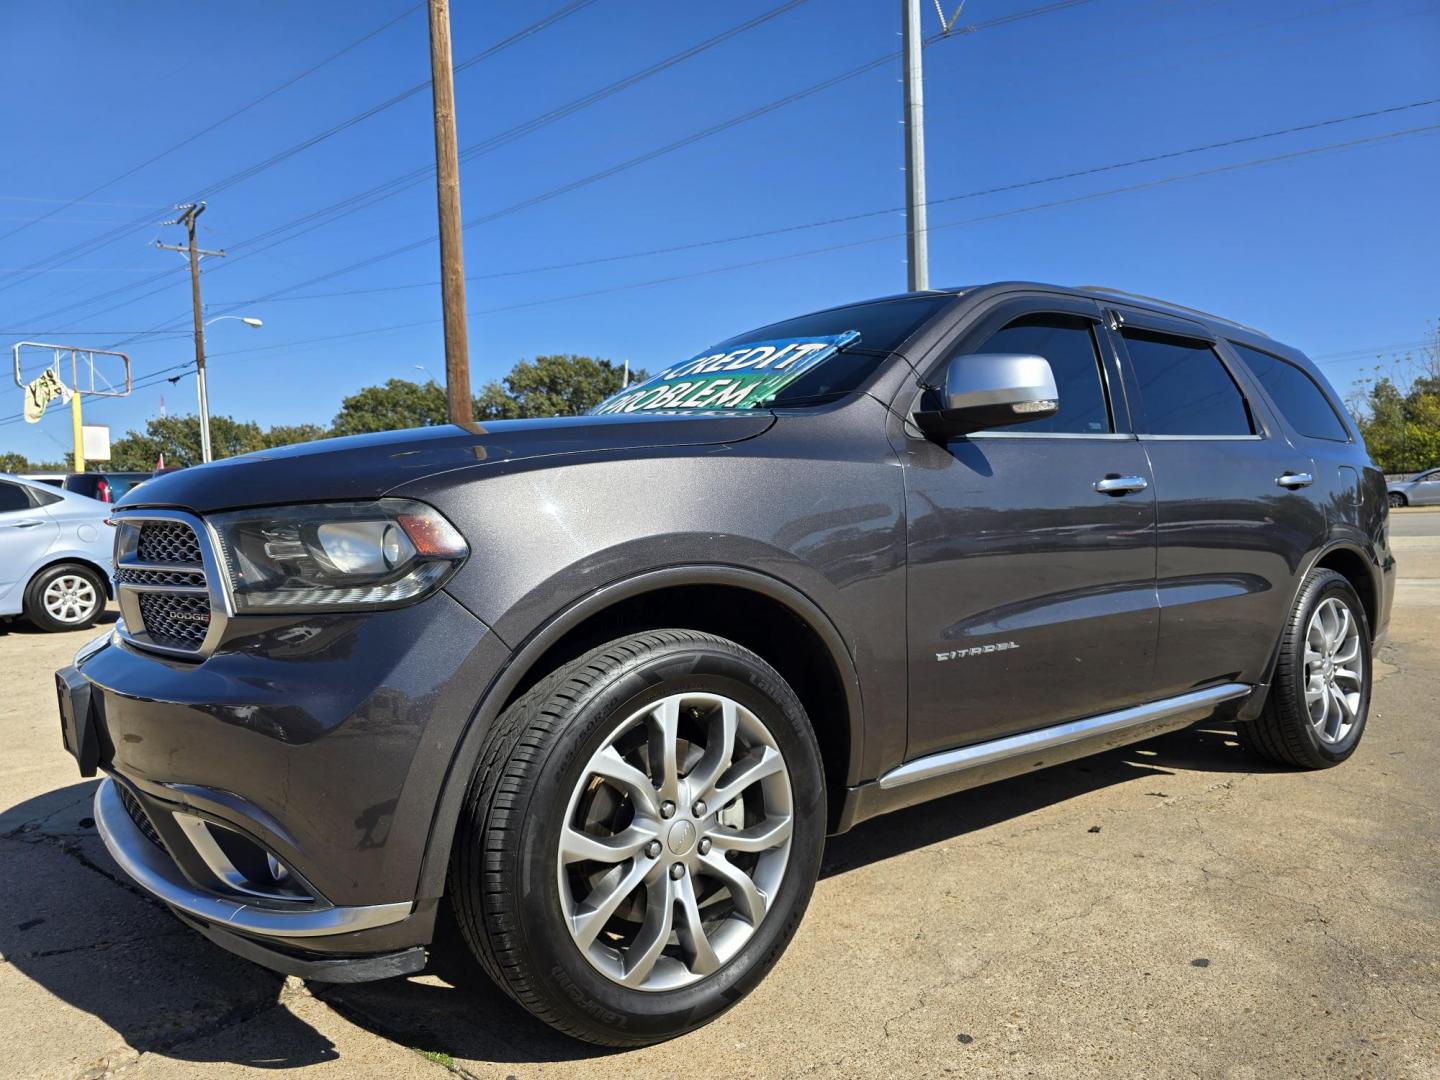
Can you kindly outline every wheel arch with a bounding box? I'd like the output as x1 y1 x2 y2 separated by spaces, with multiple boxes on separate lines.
415 565 865 903
1239 539 1381 721
25 554 114 604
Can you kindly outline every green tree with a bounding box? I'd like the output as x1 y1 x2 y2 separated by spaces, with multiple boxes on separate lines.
1350 320 1440 474
0 451 67 474
108 415 270 470
331 378 447 436
262 423 329 448
474 355 640 420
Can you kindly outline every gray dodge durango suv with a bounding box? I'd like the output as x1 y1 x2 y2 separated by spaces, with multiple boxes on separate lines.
56 282 1393 1046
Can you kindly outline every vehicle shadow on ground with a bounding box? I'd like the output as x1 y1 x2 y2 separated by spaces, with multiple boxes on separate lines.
0 608 117 638
0 779 342 1071
319 719 1275 1065
1 721 1277 1070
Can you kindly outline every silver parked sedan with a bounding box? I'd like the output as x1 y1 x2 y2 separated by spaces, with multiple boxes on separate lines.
1387 467 1440 508
0 473 115 631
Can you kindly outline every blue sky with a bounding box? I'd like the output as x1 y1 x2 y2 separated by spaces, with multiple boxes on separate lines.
1 0 1436 462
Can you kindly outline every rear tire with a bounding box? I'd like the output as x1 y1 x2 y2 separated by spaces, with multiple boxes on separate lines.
1239 569 1371 769
444 630 825 1047
24 563 106 632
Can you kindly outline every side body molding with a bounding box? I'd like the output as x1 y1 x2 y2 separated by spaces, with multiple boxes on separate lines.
415 564 866 902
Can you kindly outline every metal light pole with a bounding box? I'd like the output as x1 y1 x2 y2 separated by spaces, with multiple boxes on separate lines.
196 316 262 462
902 0 930 292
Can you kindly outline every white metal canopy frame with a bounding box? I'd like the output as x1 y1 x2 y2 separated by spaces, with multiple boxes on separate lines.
13 341 132 472
12 341 132 397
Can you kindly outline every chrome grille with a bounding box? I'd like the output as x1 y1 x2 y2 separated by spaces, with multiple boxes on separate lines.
137 593 211 648
114 511 224 658
117 567 206 589
136 521 202 565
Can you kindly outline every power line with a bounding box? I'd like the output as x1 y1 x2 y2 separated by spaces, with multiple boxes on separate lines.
151 0 1097 324
0 0 595 305
9 115 1422 431
226 96 1440 305
20 0 1087 345
0 4 424 285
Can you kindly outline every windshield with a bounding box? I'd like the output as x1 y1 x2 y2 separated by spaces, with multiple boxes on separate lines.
589 294 953 415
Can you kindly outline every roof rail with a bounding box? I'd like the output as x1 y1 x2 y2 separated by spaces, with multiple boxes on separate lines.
1072 285 1271 339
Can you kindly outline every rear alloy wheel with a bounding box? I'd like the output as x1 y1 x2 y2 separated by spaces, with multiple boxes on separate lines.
446 631 825 1046
25 564 106 632
1240 568 1371 768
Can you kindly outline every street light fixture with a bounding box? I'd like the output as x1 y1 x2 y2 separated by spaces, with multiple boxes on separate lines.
194 314 263 463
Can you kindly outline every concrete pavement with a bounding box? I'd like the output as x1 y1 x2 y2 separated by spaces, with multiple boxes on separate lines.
2 513 1437 1079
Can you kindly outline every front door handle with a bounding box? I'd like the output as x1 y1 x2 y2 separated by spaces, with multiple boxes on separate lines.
1276 471 1314 489
1093 475 1149 495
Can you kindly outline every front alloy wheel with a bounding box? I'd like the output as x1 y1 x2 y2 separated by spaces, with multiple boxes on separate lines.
559 691 793 991
446 631 825 1047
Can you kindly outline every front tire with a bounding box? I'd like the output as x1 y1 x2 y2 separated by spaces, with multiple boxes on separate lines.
1387 491 1407 509
1239 569 1371 769
24 563 106 632
446 630 826 1046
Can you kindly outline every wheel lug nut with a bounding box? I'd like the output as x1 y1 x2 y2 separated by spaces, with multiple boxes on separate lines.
692 800 707 817
698 837 712 855
670 863 685 880
660 801 676 819
645 840 661 858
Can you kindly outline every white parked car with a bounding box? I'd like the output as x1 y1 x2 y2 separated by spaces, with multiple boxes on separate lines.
0 473 115 632
1386 467 1440 508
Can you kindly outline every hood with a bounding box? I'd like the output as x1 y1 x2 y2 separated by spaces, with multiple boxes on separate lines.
117 411 774 514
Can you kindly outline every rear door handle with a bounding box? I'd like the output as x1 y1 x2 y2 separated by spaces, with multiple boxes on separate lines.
1276 471 1314 489
1093 475 1149 495
7 519 47 529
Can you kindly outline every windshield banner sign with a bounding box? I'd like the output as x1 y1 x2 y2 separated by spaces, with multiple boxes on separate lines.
590 331 860 414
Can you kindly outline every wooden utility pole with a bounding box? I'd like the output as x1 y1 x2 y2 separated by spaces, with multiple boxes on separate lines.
157 203 224 463
427 0 473 426
902 0 929 292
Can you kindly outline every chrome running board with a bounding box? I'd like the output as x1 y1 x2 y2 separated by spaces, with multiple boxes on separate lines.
878 683 1251 790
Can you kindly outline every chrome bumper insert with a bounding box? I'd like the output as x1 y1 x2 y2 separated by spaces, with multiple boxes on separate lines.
93 777 411 939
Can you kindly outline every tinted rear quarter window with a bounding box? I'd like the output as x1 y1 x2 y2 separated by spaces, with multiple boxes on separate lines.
1122 331 1253 436
1230 342 1348 442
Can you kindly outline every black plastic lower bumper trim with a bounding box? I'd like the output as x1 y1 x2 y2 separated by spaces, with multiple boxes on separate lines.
176 913 427 983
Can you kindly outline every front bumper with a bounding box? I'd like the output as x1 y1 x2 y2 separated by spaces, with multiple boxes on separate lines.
58 591 508 969
92 776 410 938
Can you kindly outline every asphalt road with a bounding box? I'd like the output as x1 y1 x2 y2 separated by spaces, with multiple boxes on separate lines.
2 513 1437 1079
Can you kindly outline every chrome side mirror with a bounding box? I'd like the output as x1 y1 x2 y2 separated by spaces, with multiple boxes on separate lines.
913 353 1058 439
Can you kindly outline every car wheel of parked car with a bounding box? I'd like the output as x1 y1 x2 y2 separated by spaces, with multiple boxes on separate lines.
1387 492 1407 509
25 563 106 632
445 630 826 1047
1239 568 1371 769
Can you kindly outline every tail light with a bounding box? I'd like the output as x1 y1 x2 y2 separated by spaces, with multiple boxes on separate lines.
96 479 111 502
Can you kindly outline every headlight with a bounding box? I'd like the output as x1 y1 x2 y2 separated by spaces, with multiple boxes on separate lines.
209 499 468 613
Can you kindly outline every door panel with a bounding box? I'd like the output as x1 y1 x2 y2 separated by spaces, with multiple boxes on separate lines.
897 295 1159 762
903 436 1158 759
1106 306 1328 695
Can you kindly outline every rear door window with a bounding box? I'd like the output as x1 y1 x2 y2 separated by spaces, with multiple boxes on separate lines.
0 481 31 513
1121 330 1254 436
1230 343 1348 442
968 315 1112 434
